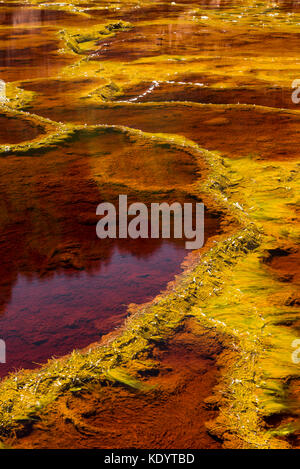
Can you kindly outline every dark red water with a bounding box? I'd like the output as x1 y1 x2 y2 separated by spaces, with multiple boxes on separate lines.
0 242 190 376
0 216 219 377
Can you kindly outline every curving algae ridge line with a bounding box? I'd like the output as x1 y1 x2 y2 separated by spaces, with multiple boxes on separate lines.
0 113 298 448
0 104 74 153
59 20 133 56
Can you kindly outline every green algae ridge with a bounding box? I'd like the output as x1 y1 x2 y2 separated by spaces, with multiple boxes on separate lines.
59 21 132 55
0 105 74 154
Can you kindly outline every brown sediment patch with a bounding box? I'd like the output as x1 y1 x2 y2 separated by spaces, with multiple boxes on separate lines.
87 3 188 23
20 77 105 95
19 77 107 109
262 246 300 317
275 0 300 13
9 319 225 449
0 111 46 144
89 21 300 62
0 27 77 81
262 246 300 285
270 249 300 285
170 0 234 5
261 375 300 448
0 6 85 27
283 379 300 448
117 81 299 110
90 23 218 61
35 102 300 161
0 31 58 63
